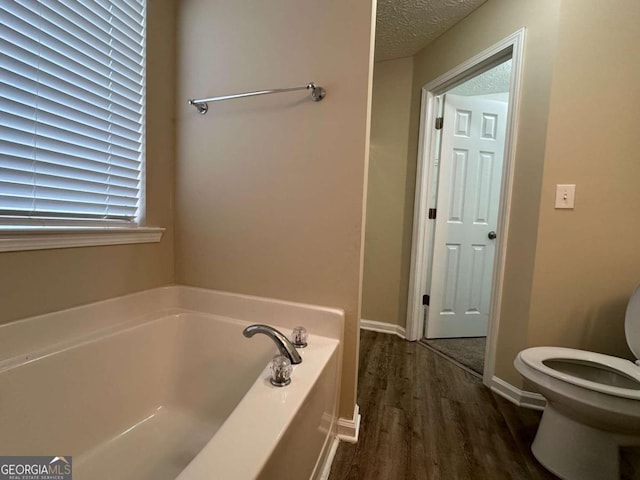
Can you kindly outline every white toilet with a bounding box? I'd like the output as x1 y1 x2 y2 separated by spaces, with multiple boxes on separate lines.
515 286 640 480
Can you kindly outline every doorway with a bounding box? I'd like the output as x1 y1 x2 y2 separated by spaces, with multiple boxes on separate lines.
406 30 525 384
422 64 510 375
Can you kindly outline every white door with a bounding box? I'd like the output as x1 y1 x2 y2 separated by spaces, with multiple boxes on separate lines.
425 94 507 339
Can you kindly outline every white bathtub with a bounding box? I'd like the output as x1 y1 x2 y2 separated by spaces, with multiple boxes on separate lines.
0 286 344 479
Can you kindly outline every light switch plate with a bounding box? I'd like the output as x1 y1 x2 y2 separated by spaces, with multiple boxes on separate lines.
555 184 576 209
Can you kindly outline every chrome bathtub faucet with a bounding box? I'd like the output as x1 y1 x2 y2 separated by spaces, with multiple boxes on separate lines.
242 324 303 365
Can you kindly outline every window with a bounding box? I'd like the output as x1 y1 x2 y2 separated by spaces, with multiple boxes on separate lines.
1 0 147 228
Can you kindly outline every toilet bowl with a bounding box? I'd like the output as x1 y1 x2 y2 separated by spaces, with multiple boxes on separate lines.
515 286 640 480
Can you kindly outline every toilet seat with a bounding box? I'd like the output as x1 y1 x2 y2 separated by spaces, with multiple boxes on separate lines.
518 346 640 400
519 284 640 401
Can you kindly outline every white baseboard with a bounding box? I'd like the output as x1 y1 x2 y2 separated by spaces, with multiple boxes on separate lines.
316 436 340 480
360 319 406 339
336 403 361 443
490 375 546 411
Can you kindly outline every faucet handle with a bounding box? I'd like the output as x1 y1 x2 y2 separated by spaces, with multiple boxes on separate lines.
291 326 308 348
270 355 293 387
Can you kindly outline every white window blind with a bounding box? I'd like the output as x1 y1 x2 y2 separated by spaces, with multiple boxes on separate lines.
0 0 146 224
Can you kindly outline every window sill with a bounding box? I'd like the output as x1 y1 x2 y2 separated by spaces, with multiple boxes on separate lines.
0 226 165 253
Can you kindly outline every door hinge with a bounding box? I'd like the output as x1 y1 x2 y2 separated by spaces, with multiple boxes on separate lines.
423 294 430 306
435 117 444 130
428 208 437 220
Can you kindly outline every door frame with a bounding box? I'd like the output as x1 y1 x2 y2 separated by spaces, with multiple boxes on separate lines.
405 29 526 385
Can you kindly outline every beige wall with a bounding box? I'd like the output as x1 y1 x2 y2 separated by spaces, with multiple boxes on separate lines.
175 0 375 418
362 57 414 326
409 0 562 386
527 0 640 360
0 0 176 324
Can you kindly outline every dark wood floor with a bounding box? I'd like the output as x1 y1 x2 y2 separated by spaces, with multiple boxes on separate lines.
328 330 558 480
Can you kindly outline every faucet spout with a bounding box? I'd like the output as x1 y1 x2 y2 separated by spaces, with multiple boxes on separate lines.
243 324 303 365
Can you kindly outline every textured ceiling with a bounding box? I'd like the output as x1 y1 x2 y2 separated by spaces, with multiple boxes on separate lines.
375 0 487 62
449 59 512 96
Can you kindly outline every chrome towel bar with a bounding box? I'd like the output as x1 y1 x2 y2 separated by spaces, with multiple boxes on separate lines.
188 82 326 115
